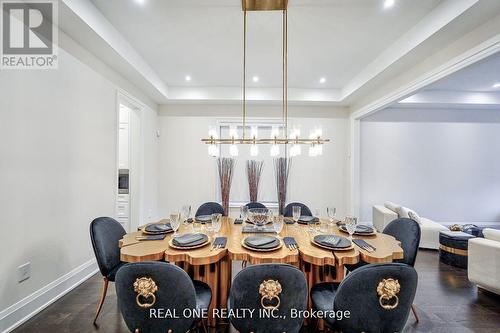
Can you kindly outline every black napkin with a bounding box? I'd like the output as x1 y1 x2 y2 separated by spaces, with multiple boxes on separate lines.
314 235 351 249
234 219 244 225
284 218 295 225
283 237 299 249
244 236 280 249
212 237 227 248
297 216 320 224
353 239 375 252
172 233 208 247
242 226 276 233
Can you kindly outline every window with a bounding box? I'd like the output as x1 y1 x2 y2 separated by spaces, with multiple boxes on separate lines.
216 121 283 207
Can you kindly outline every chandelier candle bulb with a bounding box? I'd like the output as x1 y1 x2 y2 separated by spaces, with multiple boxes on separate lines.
270 144 280 157
250 144 259 157
229 144 239 157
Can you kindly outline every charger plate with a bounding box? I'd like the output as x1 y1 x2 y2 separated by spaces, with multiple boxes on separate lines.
241 238 282 252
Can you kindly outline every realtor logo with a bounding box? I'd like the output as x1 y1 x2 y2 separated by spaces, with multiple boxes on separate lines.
1 0 58 69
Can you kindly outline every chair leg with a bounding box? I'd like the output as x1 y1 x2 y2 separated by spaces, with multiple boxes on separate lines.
93 277 109 324
411 303 420 323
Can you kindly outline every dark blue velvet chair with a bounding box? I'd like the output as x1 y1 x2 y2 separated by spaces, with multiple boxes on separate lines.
283 202 312 217
245 202 267 209
195 202 225 217
89 217 127 324
229 264 308 333
115 262 212 333
311 263 418 332
346 218 421 321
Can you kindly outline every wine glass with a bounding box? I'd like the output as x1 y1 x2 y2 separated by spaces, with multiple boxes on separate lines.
211 213 222 236
182 205 191 225
327 207 337 226
345 216 358 240
170 212 181 237
240 205 248 222
273 215 284 238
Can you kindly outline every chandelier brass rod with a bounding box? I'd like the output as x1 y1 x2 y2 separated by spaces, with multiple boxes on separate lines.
243 9 247 139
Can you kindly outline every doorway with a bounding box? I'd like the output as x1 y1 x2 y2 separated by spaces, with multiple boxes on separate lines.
116 92 143 232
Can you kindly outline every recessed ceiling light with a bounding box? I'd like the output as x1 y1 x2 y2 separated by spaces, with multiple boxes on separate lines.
493 83 500 89
384 0 395 8
252 76 259 83
319 77 326 84
185 75 192 82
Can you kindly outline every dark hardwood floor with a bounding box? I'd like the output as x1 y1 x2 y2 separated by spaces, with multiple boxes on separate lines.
13 250 500 333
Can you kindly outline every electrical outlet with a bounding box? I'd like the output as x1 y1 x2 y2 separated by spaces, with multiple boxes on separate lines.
18 262 31 282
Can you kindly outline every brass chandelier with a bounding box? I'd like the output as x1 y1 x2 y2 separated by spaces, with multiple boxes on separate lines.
202 0 330 157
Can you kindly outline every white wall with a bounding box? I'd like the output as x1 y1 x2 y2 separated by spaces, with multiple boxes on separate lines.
360 107 500 224
158 104 350 219
0 32 158 329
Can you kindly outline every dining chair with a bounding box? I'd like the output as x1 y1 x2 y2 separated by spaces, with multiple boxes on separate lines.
115 261 212 333
229 264 308 333
89 216 126 324
345 218 421 321
245 202 267 209
195 202 224 217
311 263 418 332
283 202 312 217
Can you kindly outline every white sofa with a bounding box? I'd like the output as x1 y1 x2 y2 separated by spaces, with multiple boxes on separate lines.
373 202 448 250
468 228 500 295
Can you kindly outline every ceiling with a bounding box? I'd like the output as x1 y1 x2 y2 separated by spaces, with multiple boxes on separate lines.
398 52 500 109
58 0 500 105
89 0 440 90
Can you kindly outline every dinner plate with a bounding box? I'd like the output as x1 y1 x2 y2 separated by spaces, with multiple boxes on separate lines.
195 215 212 223
169 233 210 249
142 223 173 235
312 234 353 251
339 224 376 235
242 235 282 251
297 216 319 225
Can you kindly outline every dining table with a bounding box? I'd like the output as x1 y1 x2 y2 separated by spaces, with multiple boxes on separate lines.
119 217 404 328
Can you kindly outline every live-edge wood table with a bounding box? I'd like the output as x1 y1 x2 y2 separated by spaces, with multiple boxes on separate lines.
119 217 403 328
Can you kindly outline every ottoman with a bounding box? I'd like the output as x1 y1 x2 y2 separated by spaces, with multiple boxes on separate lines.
439 231 475 269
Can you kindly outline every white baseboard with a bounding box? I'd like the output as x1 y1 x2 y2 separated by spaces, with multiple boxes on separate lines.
0 259 98 333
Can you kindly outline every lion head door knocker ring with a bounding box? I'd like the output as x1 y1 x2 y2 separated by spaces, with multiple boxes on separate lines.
259 279 282 310
377 278 401 310
134 277 158 308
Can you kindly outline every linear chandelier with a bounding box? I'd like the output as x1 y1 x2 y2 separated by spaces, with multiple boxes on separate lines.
202 0 330 157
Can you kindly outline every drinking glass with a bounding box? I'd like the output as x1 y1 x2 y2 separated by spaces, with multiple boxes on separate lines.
327 206 337 226
212 213 222 236
318 219 328 234
292 206 301 223
273 215 284 237
170 212 181 237
192 219 202 233
182 205 191 225
345 216 358 240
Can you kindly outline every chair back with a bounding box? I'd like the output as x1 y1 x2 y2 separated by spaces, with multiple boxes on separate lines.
115 262 197 333
229 264 308 333
245 202 267 210
383 218 421 266
333 263 418 333
283 202 312 217
195 202 224 217
90 217 126 278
